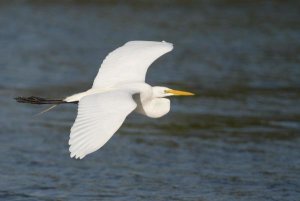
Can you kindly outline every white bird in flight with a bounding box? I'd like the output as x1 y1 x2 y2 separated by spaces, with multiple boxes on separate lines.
16 41 194 159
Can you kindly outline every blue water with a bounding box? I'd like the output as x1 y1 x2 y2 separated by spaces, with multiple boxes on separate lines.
0 1 300 200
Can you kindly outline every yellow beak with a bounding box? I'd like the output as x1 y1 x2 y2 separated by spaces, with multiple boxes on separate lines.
165 89 195 96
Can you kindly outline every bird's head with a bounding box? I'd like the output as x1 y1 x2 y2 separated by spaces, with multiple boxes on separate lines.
152 86 195 98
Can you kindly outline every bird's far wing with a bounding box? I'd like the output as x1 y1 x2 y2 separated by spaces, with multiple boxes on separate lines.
69 90 137 159
92 41 173 88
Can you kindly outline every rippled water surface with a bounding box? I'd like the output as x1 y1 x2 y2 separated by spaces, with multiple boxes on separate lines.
1 1 300 200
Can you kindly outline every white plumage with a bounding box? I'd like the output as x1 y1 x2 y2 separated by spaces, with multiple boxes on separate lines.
69 91 136 159
65 41 194 159
92 41 173 88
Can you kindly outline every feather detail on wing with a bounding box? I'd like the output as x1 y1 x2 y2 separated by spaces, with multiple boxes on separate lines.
69 90 137 159
92 41 173 88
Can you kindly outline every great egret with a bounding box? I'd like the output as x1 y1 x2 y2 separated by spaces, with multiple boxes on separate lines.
16 41 194 159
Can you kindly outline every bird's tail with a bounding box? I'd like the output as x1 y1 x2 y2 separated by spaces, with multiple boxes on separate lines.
15 96 66 105
15 96 77 116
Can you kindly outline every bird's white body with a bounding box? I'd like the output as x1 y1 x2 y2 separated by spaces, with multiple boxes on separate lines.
65 82 170 118
64 41 193 159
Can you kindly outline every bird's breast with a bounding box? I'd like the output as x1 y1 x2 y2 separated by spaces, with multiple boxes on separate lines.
134 96 170 118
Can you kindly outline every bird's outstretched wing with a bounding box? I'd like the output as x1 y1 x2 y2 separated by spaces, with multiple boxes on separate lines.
69 90 137 159
92 41 173 88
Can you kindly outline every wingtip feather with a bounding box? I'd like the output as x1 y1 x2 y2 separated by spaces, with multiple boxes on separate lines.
70 151 85 160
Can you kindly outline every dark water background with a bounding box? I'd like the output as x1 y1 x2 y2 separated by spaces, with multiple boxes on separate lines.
1 0 300 200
